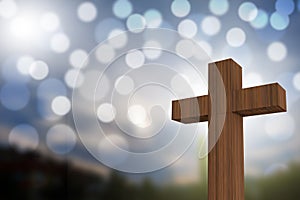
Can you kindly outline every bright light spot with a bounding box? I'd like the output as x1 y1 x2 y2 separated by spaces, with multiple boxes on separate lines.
178 19 197 38
201 16 221 36
0 0 17 19
128 105 148 126
267 42 287 62
17 55 35 75
51 96 71 116
143 40 162 60
0 83 30 111
46 124 77 154
97 103 116 123
9 124 39 151
265 114 295 141
275 0 295 15
29 60 49 80
270 12 290 30
95 44 115 64
69 49 88 68
171 0 191 18
108 29 128 49
244 72 263 88
126 14 146 33
144 9 162 28
77 2 97 22
226 27 246 47
250 9 268 29
115 75 134 95
50 33 70 53
10 15 38 39
125 50 145 68
64 69 84 88
176 39 195 58
113 0 132 19
292 72 300 91
238 2 258 22
197 41 212 56
209 0 229 16
40 12 60 32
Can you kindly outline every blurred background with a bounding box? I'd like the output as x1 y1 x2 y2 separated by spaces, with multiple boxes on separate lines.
0 0 300 199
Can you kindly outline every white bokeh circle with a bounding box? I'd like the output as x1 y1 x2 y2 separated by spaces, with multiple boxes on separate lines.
72 29 226 173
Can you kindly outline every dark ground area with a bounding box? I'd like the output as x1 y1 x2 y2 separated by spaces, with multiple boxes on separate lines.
0 147 299 200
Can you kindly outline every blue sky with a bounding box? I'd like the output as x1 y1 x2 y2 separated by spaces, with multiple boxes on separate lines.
0 0 300 184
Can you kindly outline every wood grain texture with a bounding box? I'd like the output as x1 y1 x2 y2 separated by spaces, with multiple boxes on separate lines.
208 59 244 200
171 58 287 200
233 83 286 116
172 95 209 123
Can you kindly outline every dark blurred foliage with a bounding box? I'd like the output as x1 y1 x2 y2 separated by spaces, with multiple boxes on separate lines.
0 147 299 200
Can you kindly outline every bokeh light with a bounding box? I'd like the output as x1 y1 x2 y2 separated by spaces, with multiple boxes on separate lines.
126 14 146 33
46 124 77 154
112 0 132 19
29 60 49 80
250 9 268 29
51 96 71 116
171 0 191 18
226 27 246 47
0 0 17 19
143 40 162 60
97 103 116 123
292 72 300 91
197 41 212 57
64 69 84 88
209 0 229 16
275 0 295 15
94 18 125 43
267 42 287 62
114 75 134 95
238 2 258 22
17 55 35 75
128 105 148 127
177 19 197 38
144 9 163 28
201 16 221 36
125 50 145 68
0 83 30 111
69 49 88 68
108 29 128 49
40 12 60 32
10 14 39 40
176 39 195 58
77 1 97 22
270 12 290 31
95 44 115 64
50 32 70 53
9 124 39 151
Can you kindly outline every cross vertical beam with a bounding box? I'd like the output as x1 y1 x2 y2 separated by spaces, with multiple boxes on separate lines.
208 59 244 200
171 58 287 200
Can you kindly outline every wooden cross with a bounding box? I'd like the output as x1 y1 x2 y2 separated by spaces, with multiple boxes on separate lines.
172 59 286 200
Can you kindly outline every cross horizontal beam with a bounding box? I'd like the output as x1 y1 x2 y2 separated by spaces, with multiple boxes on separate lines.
233 83 286 116
172 83 286 124
172 95 209 123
